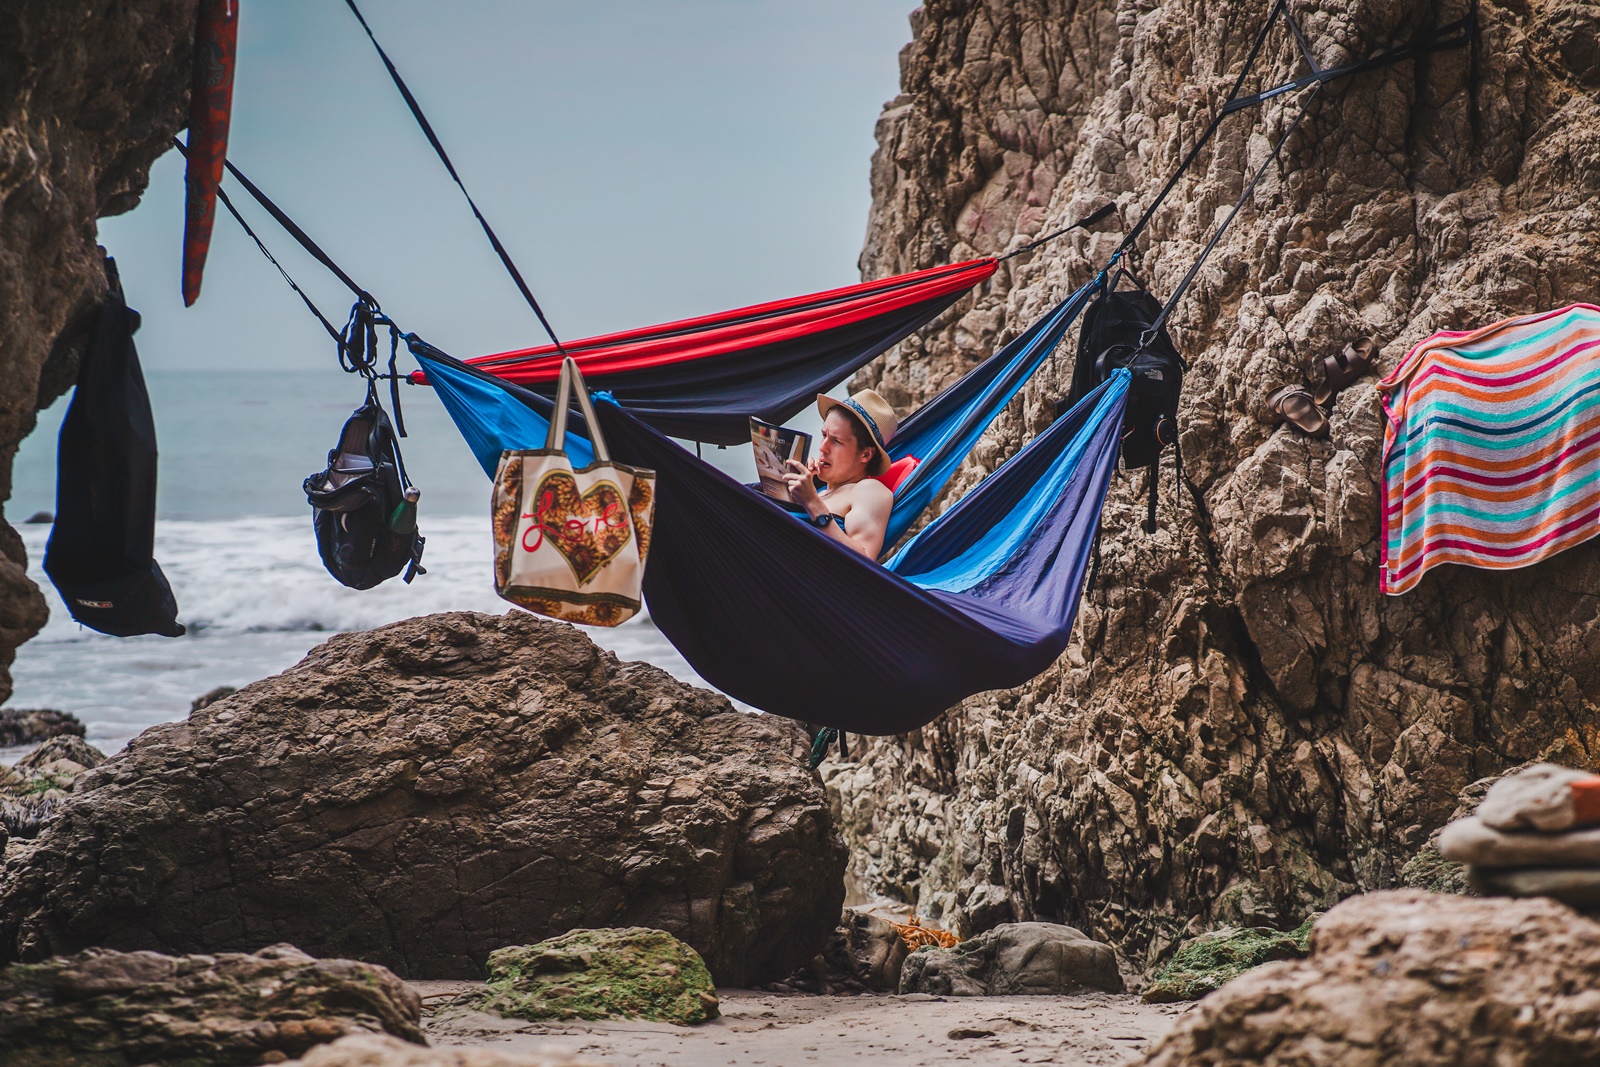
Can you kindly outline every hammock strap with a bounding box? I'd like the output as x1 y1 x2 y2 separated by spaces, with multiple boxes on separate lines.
340 0 566 353
197 165 343 343
389 322 408 437
999 202 1118 261
219 156 372 304
1110 1 1473 268
182 138 416 441
1220 9 1476 116
1112 0 1289 262
1143 83 1323 344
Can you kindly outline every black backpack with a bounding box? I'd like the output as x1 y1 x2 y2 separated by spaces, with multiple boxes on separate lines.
1065 273 1186 531
44 257 185 638
304 387 425 589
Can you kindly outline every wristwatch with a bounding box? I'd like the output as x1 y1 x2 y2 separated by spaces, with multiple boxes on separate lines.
810 511 834 528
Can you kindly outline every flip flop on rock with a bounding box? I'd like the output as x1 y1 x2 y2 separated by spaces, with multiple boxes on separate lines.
1311 336 1376 407
1267 384 1329 436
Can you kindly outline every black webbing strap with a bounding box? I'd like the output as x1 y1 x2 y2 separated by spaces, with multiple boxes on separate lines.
387 321 407 437
1000 202 1118 261
182 136 416 434
1220 9 1476 116
172 137 343 343
218 157 372 304
340 0 566 353
1144 84 1323 343
1111 0 1290 263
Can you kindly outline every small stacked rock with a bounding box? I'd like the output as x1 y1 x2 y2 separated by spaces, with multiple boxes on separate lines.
1438 763 1600 911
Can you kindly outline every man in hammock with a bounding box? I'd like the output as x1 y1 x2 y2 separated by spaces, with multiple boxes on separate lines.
782 389 899 559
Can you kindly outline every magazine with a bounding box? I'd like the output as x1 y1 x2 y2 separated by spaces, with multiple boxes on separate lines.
751 417 812 502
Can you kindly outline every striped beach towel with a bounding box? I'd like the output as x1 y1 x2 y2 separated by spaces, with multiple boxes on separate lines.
1378 304 1600 594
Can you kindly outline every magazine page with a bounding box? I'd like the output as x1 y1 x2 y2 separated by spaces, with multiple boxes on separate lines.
751 417 812 502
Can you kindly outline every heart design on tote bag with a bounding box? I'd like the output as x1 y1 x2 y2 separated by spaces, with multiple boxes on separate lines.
524 470 633 585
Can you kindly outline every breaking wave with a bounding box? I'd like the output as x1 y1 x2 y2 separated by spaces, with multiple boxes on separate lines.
9 518 708 755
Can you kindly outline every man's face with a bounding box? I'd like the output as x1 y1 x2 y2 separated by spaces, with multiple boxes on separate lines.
816 410 873 483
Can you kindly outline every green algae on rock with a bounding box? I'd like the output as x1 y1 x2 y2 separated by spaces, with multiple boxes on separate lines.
458 928 719 1026
1142 917 1317 1003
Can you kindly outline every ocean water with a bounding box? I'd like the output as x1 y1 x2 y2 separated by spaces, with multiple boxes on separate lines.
5 369 771 761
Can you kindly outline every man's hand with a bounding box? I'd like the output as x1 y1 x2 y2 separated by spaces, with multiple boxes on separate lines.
783 459 824 512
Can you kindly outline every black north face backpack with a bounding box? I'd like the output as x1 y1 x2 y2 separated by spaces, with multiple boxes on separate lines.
304 387 425 589
44 257 185 638
1065 273 1186 532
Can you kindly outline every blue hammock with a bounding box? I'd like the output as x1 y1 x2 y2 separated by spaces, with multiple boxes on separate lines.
882 281 1095 548
415 279 1095 557
414 345 1127 733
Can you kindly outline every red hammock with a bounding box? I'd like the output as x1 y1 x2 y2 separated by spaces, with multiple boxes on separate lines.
463 258 996 382
409 257 997 444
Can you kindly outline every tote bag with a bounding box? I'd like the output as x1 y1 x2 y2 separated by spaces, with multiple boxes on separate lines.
491 357 656 626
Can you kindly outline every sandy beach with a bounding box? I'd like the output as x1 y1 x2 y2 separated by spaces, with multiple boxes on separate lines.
416 983 1188 1066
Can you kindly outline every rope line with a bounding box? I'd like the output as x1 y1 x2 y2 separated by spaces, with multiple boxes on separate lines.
339 0 566 353
999 202 1118 261
1145 84 1324 343
173 137 342 342
1111 0 1290 265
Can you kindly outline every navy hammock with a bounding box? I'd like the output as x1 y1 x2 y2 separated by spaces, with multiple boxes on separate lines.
412 258 999 445
416 278 1098 555
413 344 1128 734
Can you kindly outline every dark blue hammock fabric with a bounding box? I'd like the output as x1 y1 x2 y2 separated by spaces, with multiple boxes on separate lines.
413 344 1128 734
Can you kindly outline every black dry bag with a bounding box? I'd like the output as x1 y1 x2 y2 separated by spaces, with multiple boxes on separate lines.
43 257 185 638
1065 275 1186 531
303 387 425 590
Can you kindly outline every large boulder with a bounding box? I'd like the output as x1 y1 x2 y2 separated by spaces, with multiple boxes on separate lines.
0 943 422 1066
1138 889 1600 1066
0 612 846 984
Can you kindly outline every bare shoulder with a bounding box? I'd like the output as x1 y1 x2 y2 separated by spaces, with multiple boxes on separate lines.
853 478 894 514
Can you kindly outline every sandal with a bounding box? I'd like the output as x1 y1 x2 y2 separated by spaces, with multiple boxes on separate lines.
1311 336 1376 407
1267 384 1329 436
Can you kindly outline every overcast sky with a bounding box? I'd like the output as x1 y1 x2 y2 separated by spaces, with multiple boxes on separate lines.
101 0 918 370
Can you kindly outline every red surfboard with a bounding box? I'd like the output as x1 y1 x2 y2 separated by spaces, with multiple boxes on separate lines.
181 0 240 307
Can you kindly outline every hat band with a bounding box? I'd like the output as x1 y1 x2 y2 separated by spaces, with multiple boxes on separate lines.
841 397 888 452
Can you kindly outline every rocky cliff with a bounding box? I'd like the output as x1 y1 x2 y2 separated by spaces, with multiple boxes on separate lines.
840 0 1600 971
0 0 199 701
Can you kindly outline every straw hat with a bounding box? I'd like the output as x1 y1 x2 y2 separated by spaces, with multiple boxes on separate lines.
816 389 898 475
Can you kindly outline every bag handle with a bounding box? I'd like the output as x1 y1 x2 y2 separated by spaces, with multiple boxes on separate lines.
545 356 612 462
